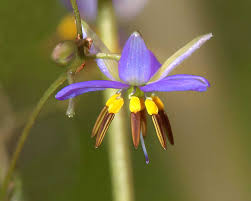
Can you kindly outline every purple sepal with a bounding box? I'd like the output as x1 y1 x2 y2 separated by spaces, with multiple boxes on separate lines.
55 80 129 100
118 32 152 86
88 42 117 81
149 50 161 77
96 59 117 81
140 74 210 92
81 22 120 81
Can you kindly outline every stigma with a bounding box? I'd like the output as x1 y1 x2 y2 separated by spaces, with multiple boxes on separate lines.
129 95 149 163
91 92 174 164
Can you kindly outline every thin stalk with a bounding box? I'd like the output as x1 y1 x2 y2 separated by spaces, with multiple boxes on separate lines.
0 73 66 199
66 71 76 118
70 0 83 39
87 53 121 61
0 57 82 200
97 1 135 201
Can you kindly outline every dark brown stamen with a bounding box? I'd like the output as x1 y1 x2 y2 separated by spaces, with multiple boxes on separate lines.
152 114 167 150
91 106 108 137
130 112 141 149
140 109 147 137
159 110 174 145
95 113 115 148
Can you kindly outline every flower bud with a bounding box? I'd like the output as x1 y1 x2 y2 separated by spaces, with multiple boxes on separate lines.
51 41 77 66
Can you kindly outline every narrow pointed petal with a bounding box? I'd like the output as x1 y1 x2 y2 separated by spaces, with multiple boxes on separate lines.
95 59 119 81
95 113 115 148
159 110 174 145
149 33 213 83
82 20 120 81
92 106 108 137
140 74 210 92
55 80 129 100
140 133 149 164
118 32 152 85
152 114 167 150
130 112 141 149
149 50 162 77
162 74 210 85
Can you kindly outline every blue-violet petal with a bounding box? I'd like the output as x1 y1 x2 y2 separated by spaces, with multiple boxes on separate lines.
149 50 162 78
118 32 152 86
56 80 129 100
140 74 210 92
82 21 120 81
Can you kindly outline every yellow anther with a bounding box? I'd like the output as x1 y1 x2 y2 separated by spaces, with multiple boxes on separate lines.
145 99 158 115
108 98 124 114
106 94 120 106
129 96 142 113
152 96 165 110
57 15 77 40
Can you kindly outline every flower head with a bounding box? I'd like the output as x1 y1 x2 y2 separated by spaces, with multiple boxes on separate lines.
55 29 212 163
61 0 148 22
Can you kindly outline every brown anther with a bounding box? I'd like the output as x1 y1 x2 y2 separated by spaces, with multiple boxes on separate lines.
75 63 85 73
159 110 174 145
152 114 167 150
140 109 147 137
95 113 115 148
130 112 141 149
91 106 108 137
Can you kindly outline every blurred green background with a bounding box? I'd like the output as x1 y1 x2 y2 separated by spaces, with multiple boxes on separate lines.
0 0 250 201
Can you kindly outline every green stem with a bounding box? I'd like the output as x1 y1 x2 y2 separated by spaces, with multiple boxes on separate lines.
97 1 135 201
0 57 82 199
66 71 76 118
0 73 66 199
87 53 121 61
70 0 83 39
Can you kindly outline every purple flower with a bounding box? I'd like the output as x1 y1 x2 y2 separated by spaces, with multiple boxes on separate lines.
56 31 212 163
61 0 148 22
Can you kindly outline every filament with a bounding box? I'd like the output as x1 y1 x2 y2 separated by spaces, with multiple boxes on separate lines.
140 132 149 164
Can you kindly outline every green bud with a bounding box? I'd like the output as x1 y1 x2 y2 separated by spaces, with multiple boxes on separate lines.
51 41 77 66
